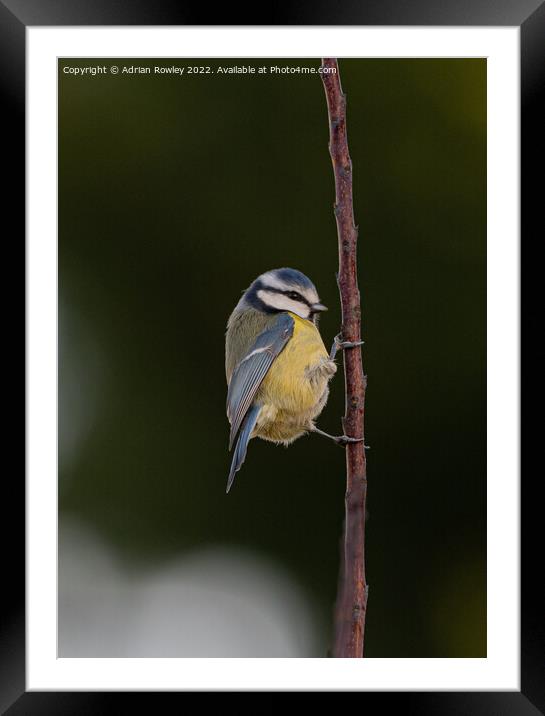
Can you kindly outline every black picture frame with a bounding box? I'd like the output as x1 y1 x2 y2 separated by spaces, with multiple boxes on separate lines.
5 0 536 710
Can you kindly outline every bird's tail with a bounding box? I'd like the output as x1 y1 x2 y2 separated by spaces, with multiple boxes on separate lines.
226 404 260 494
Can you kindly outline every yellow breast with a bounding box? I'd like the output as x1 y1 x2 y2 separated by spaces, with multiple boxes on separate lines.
256 312 330 415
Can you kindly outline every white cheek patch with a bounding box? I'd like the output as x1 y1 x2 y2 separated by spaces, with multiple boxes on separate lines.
257 290 310 319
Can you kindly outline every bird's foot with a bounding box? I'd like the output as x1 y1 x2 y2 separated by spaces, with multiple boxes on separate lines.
330 333 364 360
334 434 364 446
311 426 367 448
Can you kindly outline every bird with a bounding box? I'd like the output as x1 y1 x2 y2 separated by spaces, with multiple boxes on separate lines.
225 267 363 493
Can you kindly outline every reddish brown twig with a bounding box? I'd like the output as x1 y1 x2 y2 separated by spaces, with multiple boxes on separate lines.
321 58 368 658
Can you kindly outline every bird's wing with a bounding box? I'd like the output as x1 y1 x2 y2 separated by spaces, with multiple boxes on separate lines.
226 404 261 494
227 312 294 450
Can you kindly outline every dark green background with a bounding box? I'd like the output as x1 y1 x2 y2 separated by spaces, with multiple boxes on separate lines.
58 58 486 657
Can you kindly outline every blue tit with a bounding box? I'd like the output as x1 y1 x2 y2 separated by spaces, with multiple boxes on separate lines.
225 267 350 493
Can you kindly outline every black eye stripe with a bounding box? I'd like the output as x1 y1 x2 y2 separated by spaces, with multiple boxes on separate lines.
280 291 311 306
277 288 311 306
256 284 314 307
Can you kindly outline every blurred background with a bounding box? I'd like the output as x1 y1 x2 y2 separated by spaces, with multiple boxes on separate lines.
58 58 486 657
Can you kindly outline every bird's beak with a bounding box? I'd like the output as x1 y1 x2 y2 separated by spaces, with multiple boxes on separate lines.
311 303 328 313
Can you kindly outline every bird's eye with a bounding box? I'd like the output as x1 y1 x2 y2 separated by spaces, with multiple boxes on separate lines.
288 291 302 301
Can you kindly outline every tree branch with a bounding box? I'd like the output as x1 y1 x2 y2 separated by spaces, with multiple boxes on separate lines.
321 58 368 658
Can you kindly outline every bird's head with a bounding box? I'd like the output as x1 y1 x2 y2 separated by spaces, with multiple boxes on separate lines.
240 268 327 323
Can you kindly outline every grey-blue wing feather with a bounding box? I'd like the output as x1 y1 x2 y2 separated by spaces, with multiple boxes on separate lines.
227 312 294 450
226 404 261 493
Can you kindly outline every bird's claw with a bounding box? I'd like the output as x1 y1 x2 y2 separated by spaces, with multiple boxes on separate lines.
311 426 366 447
330 333 364 360
335 332 364 350
334 434 364 447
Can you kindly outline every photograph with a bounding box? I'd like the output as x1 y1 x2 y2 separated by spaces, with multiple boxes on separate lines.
57 56 486 659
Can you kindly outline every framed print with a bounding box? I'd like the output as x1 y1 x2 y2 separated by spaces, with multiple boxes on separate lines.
4 0 538 710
